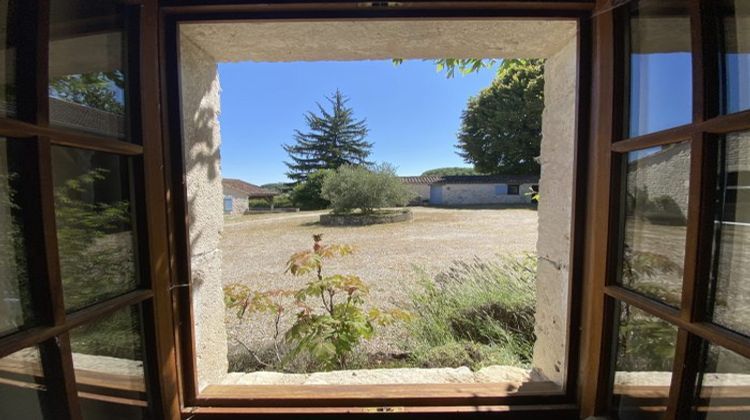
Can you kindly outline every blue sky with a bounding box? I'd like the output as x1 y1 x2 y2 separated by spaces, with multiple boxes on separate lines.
217 60 498 185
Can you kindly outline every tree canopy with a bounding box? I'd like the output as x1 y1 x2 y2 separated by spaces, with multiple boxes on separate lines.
284 90 373 183
421 167 478 177
321 164 412 214
455 59 544 175
49 71 126 114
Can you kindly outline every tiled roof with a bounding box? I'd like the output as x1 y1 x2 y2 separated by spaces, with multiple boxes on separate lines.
49 97 126 139
400 175 539 185
222 178 278 198
399 176 444 185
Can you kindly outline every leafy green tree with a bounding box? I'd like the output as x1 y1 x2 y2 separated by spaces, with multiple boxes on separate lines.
290 169 333 210
421 167 477 177
283 90 372 183
456 59 544 175
321 164 412 214
49 71 126 114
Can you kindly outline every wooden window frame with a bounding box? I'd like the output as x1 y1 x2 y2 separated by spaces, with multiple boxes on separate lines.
0 1 179 419
579 0 750 418
158 1 595 417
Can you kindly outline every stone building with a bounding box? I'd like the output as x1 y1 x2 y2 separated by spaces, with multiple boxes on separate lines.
401 175 539 205
222 178 278 215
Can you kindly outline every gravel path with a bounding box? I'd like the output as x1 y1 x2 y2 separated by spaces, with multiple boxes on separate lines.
221 207 538 361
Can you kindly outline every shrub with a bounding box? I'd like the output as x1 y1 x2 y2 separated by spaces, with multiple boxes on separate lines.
248 198 271 209
273 193 294 208
225 234 408 371
321 163 413 214
290 169 333 210
407 255 537 369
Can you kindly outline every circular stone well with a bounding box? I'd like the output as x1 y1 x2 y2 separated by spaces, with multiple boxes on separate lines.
319 209 412 226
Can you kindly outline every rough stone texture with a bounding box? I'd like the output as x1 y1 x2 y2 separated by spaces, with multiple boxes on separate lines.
437 183 536 205
306 367 475 385
223 371 308 385
627 143 691 216
220 365 535 386
533 30 577 386
181 20 577 63
222 184 250 215
614 371 750 389
180 35 229 389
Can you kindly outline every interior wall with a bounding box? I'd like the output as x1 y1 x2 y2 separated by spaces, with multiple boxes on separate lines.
533 33 578 385
179 34 228 389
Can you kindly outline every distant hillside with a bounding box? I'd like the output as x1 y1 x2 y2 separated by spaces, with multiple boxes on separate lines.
421 167 478 177
260 182 292 193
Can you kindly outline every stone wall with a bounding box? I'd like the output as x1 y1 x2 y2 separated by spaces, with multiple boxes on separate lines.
438 183 536 205
532 31 577 385
222 185 249 215
179 35 228 389
406 184 431 204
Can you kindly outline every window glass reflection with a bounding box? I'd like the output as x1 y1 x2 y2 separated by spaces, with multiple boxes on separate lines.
49 0 129 139
51 146 138 312
610 303 678 420
69 305 149 420
0 138 35 336
0 346 48 420
692 344 750 419
722 0 750 114
0 0 17 117
628 0 693 136
619 143 690 307
710 131 750 336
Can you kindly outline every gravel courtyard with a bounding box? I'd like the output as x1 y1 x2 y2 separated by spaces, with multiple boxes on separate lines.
221 206 538 362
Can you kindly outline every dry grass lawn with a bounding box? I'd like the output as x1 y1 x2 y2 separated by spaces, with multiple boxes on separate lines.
221 206 538 359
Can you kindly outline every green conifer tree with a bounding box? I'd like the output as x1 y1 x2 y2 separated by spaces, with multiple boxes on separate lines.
283 90 372 182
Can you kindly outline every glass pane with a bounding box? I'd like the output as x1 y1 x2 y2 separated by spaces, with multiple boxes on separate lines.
619 143 690 307
692 344 750 419
49 0 129 139
628 0 693 136
610 302 678 419
69 305 149 419
51 146 138 312
722 0 750 114
0 138 35 336
709 131 750 336
0 346 48 420
0 0 17 117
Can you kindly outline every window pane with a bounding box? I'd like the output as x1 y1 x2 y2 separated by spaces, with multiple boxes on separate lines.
51 147 138 312
49 0 129 139
69 305 149 419
692 344 750 419
709 131 750 336
628 0 692 136
0 346 48 420
619 143 690 307
610 302 678 419
722 0 750 114
0 138 35 336
0 0 17 117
